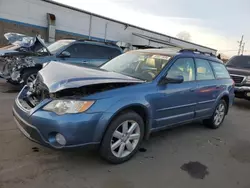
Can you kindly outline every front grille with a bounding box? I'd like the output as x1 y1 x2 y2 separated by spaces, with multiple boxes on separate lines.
230 74 245 84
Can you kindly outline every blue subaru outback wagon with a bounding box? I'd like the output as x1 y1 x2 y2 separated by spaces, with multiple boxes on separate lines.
13 48 234 163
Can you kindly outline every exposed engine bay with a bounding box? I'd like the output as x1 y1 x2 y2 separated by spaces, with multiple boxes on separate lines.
22 80 136 109
0 56 36 81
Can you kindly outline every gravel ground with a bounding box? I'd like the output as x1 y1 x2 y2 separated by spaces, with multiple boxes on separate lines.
1 80 250 188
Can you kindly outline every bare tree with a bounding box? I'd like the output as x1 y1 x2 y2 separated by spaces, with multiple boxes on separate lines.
176 31 192 42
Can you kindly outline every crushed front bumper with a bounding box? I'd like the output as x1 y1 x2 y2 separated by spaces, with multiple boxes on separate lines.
13 86 104 149
13 107 49 146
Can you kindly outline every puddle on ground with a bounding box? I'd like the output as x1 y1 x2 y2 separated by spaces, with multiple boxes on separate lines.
32 147 39 152
181 161 209 179
230 140 250 163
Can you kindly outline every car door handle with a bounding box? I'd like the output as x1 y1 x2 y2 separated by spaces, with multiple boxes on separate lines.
190 88 196 92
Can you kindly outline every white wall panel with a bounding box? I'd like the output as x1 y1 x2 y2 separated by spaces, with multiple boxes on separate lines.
0 0 217 53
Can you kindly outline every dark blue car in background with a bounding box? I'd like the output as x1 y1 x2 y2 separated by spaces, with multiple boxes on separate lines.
1 38 122 85
13 48 234 163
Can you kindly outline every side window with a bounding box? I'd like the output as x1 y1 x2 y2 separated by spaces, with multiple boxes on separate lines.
65 44 85 58
167 58 195 82
210 62 230 79
195 59 215 80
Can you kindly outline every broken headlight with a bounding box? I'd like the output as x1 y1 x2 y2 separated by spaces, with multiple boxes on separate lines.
43 100 95 115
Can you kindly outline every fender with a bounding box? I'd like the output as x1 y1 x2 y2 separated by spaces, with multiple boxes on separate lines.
93 96 153 142
212 90 230 112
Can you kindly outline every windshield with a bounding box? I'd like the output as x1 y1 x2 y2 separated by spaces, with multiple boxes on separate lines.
226 56 250 68
101 51 172 81
47 40 74 54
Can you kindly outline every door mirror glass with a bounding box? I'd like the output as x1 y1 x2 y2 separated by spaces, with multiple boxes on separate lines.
59 51 71 58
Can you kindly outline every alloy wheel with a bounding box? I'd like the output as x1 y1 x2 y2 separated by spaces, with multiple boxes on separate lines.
214 103 226 126
110 120 141 158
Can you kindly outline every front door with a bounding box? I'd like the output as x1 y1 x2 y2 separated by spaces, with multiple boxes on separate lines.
156 58 198 128
59 43 89 65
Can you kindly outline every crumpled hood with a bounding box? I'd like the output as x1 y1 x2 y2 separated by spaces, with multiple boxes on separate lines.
39 61 143 93
227 66 250 76
2 32 50 54
4 32 36 47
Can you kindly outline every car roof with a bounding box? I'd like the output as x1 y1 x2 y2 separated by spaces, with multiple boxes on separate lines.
134 48 180 56
133 48 222 63
76 40 121 49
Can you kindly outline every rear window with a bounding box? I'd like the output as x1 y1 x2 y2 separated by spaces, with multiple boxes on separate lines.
66 44 121 59
226 56 250 68
210 62 230 79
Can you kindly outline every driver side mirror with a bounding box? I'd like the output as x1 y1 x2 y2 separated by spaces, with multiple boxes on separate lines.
59 51 71 58
159 75 184 85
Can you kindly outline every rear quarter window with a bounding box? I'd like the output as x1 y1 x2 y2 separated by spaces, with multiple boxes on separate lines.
210 62 230 79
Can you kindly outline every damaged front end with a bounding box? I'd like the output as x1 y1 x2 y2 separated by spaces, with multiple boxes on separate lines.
0 56 36 83
0 33 50 84
21 75 137 110
18 61 143 110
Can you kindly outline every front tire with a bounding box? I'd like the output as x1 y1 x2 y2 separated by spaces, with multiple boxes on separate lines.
100 111 145 164
204 100 227 129
22 69 39 86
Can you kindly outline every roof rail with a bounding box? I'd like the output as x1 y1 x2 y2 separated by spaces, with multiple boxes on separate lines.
179 48 216 57
77 38 117 46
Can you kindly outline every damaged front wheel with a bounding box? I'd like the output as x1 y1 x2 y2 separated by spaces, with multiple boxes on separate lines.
22 69 39 86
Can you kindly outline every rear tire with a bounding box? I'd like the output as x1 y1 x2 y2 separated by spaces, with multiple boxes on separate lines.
22 69 39 86
203 100 227 129
100 111 144 164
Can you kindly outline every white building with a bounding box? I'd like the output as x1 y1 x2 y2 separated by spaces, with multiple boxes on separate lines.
0 0 217 54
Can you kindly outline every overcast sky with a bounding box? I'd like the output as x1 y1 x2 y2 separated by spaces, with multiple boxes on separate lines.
55 0 250 57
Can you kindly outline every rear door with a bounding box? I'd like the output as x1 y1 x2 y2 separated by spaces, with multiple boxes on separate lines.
210 61 233 100
83 44 122 67
194 58 218 118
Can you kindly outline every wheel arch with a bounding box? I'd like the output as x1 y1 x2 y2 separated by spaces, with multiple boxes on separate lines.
100 103 152 143
221 95 229 114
